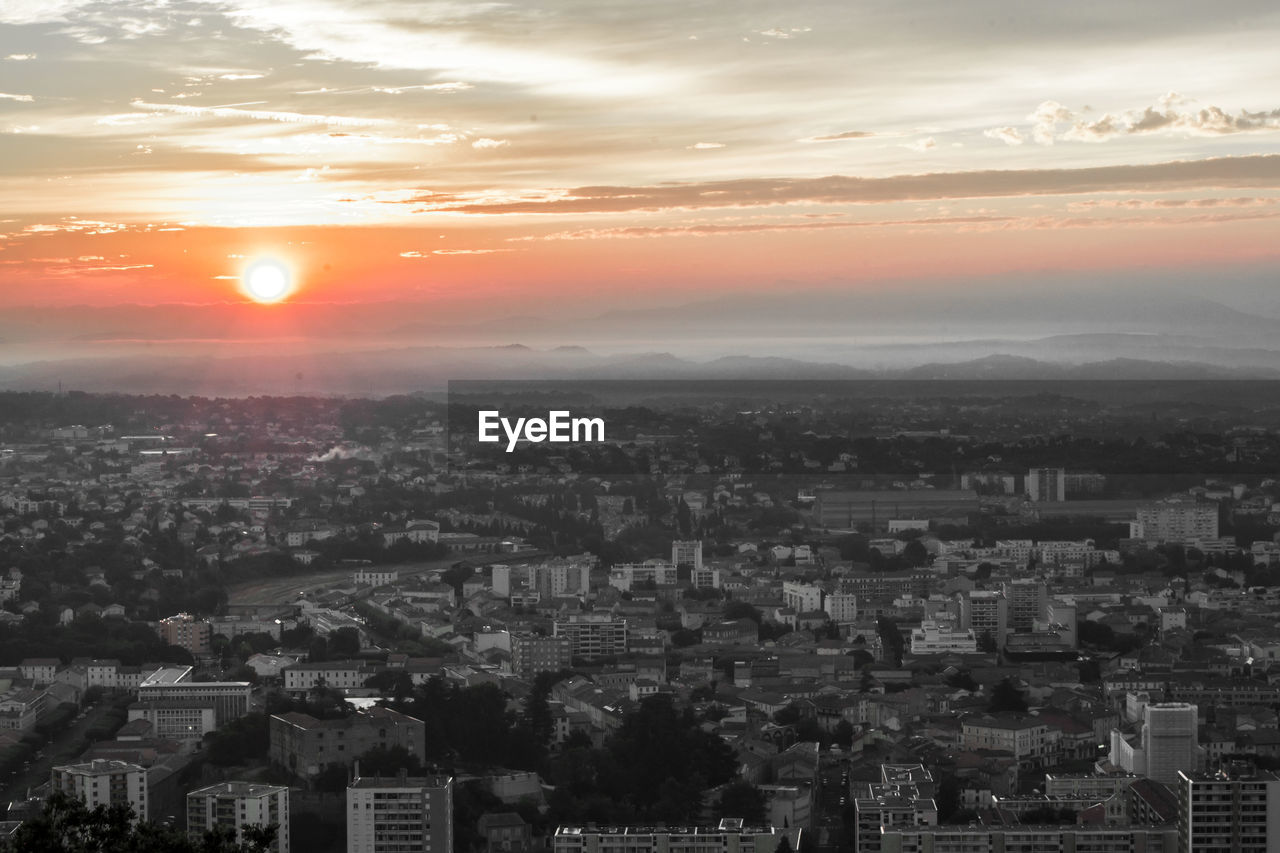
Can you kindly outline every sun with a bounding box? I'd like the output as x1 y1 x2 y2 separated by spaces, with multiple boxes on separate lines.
242 258 293 303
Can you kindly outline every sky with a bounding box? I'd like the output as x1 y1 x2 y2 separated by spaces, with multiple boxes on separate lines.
2 0 1280 327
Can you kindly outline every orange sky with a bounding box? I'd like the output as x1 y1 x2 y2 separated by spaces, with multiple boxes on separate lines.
2 2 1280 320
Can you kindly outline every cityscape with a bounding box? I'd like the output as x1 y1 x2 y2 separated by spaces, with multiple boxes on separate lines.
0 387 1278 853
3 1 1280 852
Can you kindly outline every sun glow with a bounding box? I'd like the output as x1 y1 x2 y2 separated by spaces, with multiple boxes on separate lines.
242 258 293 303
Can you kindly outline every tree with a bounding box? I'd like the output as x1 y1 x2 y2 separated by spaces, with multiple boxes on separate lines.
715 781 767 825
987 677 1029 713
1 791 277 852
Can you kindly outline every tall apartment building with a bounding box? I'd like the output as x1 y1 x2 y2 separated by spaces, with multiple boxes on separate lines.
554 820 800 853
1177 764 1280 853
1026 468 1066 502
671 540 703 569
530 560 592 598
960 590 1008 650
187 782 290 853
270 707 426 780
1143 703 1200 784
553 613 627 658
51 759 149 822
1003 579 1047 633
158 613 212 655
347 771 453 853
510 633 573 679
825 592 859 624
853 765 938 853
1135 502 1219 542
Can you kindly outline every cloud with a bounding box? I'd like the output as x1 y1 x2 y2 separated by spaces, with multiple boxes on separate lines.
130 100 390 127
756 27 812 39
1028 100 1074 145
400 248 508 257
983 126 1024 146
1005 93 1280 145
218 73 265 80
471 137 507 149
800 130 875 143
512 216 1013 241
5 54 36 61
0 93 34 102
903 137 936 152
689 142 725 149
395 154 1280 215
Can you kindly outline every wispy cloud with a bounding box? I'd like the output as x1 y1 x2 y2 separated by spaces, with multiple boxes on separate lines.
399 154 1280 215
800 130 875 143
130 100 390 127
399 248 508 257
471 137 507 149
0 92 34 102
689 142 725 149
4 54 36 61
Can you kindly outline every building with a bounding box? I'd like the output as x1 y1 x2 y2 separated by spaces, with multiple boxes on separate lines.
553 613 627 658
671 540 703 569
510 633 573 680
20 658 60 686
51 759 148 822
187 782 290 853
853 765 937 853
136 666 250 726
960 590 1008 650
1177 763 1280 853
609 562 678 592
354 568 399 587
158 613 212 655
126 701 217 741
782 581 823 614
270 707 426 780
1004 579 1047 634
1027 468 1066 502
553 819 801 853
1143 703 1200 785
347 771 453 853
879 824 1177 853
962 715 1054 770
281 659 377 693
478 812 533 853
530 560 592 598
814 489 979 530
1135 502 1219 542
824 592 859 624
909 621 977 655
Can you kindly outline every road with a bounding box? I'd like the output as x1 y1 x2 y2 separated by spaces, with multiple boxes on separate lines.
1 699 120 802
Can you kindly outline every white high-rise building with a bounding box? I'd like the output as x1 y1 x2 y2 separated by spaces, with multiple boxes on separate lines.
51 759 148 822
1026 468 1066 502
347 771 453 853
1142 702 1200 784
187 782 290 853
1135 501 1219 542
672 540 703 569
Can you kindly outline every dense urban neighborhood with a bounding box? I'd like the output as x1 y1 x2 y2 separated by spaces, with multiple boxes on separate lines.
1 387 1280 853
